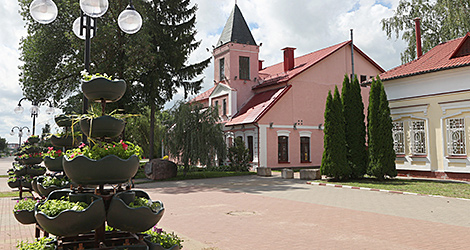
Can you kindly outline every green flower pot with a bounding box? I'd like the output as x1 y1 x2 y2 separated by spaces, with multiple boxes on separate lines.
14 168 26 176
50 135 80 148
55 114 74 127
25 147 42 154
81 77 126 103
107 190 164 233
27 137 40 144
14 210 36 225
35 190 106 237
63 155 139 185
8 179 20 188
80 116 125 138
20 157 43 165
26 166 47 176
44 156 64 172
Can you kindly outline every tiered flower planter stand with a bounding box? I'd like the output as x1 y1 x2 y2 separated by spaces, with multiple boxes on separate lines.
13 76 170 249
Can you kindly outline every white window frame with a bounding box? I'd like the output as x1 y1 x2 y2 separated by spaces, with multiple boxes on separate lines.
446 118 466 156
392 121 405 155
410 120 426 155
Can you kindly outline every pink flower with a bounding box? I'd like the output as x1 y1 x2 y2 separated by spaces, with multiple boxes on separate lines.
79 143 86 148
48 147 53 151
122 142 128 150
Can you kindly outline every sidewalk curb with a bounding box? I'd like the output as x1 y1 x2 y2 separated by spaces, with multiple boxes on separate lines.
306 181 470 201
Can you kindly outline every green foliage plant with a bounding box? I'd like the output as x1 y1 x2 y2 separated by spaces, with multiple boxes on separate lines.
321 86 350 180
166 102 226 176
341 75 367 179
14 198 39 212
17 237 55 250
227 137 251 172
80 70 113 81
65 141 143 161
19 152 43 159
144 225 184 249
367 77 397 180
38 198 88 217
41 176 69 188
128 197 162 213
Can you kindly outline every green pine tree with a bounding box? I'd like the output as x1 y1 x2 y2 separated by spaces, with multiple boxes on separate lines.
321 86 349 180
367 77 396 180
342 75 368 179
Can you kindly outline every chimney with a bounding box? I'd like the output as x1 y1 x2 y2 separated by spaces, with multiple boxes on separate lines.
414 17 423 58
282 47 296 72
259 60 264 71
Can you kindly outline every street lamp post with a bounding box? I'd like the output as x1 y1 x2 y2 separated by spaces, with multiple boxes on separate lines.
29 0 143 116
14 98 54 135
10 126 31 147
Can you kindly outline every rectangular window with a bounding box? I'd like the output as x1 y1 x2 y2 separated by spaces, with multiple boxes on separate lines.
446 118 466 155
239 56 250 80
219 58 225 81
278 136 289 163
411 121 426 155
360 75 367 83
223 99 227 116
300 137 310 162
392 121 405 155
247 136 254 162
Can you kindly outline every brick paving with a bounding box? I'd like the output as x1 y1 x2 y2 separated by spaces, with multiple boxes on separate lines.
1 168 469 249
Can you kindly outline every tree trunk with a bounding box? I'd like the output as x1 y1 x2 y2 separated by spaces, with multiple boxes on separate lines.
149 100 156 160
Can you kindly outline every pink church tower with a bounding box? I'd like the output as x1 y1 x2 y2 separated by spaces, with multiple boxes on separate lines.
210 4 260 118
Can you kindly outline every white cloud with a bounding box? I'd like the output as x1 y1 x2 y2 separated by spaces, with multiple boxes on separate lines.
1 0 407 143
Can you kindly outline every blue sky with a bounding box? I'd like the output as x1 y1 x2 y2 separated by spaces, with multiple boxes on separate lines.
0 0 405 144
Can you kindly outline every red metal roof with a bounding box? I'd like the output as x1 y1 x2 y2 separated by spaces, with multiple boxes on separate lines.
226 86 290 126
380 33 470 81
254 40 384 89
190 85 216 103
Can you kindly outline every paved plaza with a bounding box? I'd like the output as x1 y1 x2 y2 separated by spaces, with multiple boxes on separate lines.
1 156 470 249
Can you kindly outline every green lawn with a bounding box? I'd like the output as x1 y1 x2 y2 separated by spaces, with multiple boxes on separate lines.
314 178 470 199
0 191 20 198
135 170 256 183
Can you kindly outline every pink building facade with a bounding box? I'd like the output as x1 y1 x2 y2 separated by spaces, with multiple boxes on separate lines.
193 4 384 169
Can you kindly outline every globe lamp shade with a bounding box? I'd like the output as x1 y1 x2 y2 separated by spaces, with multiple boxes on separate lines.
29 0 58 24
80 0 109 18
72 17 95 40
118 8 142 34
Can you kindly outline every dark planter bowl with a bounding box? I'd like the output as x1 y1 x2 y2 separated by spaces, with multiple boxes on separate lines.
21 179 32 189
35 190 106 237
63 155 139 185
26 166 47 176
44 156 64 172
143 236 180 250
32 176 41 194
55 114 74 127
81 77 126 103
20 157 43 165
27 137 40 144
113 246 149 250
50 135 80 148
107 190 164 233
80 116 125 138
8 180 20 188
38 183 69 198
14 168 26 176
14 210 36 225
25 147 42 154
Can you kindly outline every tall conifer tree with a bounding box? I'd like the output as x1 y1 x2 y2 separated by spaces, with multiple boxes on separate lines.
367 77 396 180
341 75 367 179
321 86 349 180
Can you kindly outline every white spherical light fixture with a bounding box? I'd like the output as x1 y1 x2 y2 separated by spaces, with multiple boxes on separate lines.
72 17 95 40
80 0 109 18
29 0 58 24
118 6 142 34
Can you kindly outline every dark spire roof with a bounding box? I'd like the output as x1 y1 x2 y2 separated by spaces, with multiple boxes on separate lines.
216 4 257 48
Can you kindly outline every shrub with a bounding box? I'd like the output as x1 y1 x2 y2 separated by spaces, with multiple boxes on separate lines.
227 137 251 172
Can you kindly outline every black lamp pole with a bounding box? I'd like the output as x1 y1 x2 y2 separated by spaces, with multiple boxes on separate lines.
10 126 30 147
15 97 53 135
